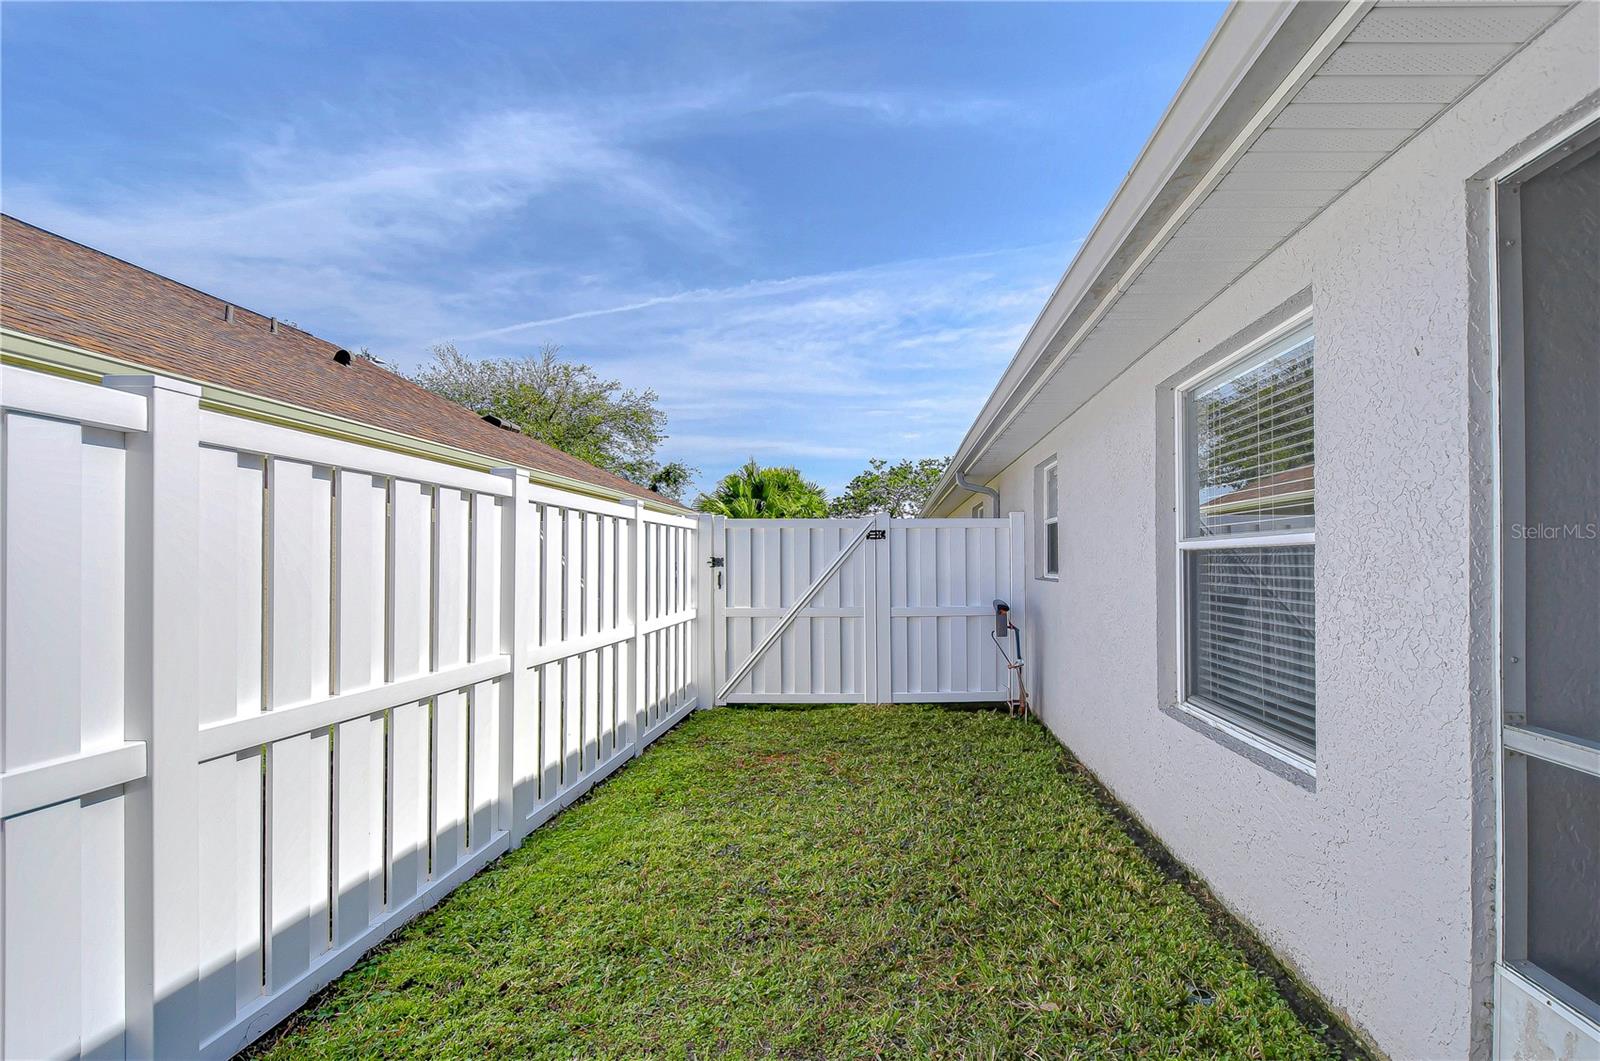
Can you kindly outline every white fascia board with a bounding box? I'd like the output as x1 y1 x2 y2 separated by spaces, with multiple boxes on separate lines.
925 1 1344 516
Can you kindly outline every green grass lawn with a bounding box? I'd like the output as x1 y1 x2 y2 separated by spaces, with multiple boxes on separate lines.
251 704 1354 1059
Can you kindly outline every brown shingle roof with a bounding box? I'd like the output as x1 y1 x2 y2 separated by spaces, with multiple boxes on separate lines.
0 214 684 509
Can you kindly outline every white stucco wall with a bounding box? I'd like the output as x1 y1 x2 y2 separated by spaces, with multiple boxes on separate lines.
981 11 1599 1059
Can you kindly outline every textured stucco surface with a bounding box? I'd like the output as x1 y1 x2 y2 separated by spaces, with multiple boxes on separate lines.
979 11 1600 1059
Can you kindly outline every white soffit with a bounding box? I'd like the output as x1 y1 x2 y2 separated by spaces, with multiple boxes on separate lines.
945 0 1574 495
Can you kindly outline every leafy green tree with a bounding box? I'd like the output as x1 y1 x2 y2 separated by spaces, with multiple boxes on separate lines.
695 459 828 518
412 343 692 489
646 460 696 502
828 457 950 518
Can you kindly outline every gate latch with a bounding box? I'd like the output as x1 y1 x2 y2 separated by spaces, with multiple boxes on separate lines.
706 555 725 568
866 529 887 540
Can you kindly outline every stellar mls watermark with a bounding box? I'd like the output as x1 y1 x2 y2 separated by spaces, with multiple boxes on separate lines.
1510 521 1599 541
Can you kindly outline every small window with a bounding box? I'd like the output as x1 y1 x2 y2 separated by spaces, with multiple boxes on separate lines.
1036 457 1059 578
1177 322 1315 763
971 502 986 519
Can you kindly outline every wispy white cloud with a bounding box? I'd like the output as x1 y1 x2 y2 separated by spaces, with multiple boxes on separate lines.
666 434 870 461
452 245 1041 343
3 69 1072 496
5 102 736 308
762 89 1016 127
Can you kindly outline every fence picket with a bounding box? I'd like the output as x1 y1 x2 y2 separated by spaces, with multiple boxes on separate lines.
435 489 472 671
562 655 582 788
539 662 561 801
334 712 385 944
390 481 433 682
267 460 333 709
469 678 498 848
564 510 582 642
583 649 600 772
335 469 387 695
388 700 431 907
4 412 84 763
81 788 130 1059
470 494 503 661
3 804 83 1058
195 750 264 1036
432 687 468 875
266 728 331 990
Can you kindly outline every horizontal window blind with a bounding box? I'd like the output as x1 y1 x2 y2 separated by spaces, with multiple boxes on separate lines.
1179 321 1316 762
1188 333 1314 538
1186 545 1316 757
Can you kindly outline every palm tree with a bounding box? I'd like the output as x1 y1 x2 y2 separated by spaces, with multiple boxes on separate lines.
694 459 827 518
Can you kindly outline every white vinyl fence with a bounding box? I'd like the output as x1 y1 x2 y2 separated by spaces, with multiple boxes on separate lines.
0 367 703 1060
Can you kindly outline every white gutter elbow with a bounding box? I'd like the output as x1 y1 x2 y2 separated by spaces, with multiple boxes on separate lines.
955 468 1000 518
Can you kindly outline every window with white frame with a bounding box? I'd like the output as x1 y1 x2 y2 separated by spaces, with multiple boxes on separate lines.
1037 457 1059 578
1177 321 1315 762
971 501 986 519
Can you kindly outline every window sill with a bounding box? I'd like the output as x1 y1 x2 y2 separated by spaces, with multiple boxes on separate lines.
1035 573 1059 583
1171 699 1317 785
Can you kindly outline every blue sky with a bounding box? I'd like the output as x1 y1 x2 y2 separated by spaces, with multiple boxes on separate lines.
2 2 1221 494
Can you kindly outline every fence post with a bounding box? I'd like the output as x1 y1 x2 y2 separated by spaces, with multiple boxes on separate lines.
867 512 892 704
628 499 647 752
711 515 726 706
694 515 716 709
105 374 204 1059
493 468 534 843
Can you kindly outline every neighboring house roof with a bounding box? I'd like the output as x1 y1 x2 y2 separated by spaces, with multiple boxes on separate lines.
0 214 687 510
925 0 1577 516
1200 463 1314 514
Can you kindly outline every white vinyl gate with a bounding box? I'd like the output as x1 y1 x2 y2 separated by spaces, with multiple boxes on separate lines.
707 514 1026 704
